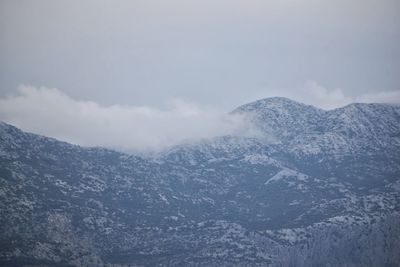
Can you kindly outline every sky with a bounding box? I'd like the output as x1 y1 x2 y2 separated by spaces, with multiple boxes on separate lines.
0 0 399 151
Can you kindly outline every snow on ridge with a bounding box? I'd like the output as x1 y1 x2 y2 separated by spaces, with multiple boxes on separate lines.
264 168 308 186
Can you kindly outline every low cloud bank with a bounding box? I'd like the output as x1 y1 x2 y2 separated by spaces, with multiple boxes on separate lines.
1 84 399 152
0 86 254 152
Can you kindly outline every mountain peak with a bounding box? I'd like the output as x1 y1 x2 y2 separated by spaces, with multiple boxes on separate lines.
232 97 323 139
233 97 316 114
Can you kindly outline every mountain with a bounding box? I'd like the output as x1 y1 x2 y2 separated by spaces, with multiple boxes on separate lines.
0 98 399 266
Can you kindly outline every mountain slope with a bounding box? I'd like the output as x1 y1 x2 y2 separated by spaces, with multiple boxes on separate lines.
0 98 399 266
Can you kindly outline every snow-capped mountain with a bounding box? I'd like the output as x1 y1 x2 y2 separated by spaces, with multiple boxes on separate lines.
0 98 399 266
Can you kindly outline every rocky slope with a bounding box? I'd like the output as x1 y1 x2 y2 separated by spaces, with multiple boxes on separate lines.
0 98 399 266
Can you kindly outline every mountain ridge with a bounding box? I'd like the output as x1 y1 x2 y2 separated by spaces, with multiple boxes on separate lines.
0 98 399 266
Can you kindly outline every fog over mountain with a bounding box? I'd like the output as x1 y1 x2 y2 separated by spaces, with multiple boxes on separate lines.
0 86 257 152
1 86 399 153
1 97 399 266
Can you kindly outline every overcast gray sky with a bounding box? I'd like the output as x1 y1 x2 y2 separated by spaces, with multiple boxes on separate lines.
0 0 399 151
1 0 399 108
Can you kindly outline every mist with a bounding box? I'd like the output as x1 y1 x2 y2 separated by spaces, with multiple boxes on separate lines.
0 86 255 152
1 84 399 152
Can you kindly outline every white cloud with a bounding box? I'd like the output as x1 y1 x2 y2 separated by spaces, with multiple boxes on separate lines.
301 82 400 109
355 90 400 104
298 81 354 110
0 86 253 152
253 81 400 110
